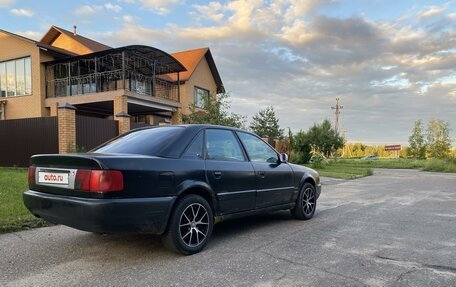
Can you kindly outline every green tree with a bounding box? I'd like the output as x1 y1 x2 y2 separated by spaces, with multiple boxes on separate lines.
408 119 426 159
306 120 344 157
426 119 452 159
292 130 312 163
250 106 284 139
182 92 246 128
291 119 344 163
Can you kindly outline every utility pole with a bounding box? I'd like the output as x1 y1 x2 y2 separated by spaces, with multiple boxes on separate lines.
341 110 351 157
331 98 343 133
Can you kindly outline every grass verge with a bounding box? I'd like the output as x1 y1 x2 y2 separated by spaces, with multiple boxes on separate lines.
0 168 48 234
305 158 456 179
309 165 373 179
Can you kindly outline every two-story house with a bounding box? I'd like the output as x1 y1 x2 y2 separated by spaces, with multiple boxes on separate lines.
0 26 224 126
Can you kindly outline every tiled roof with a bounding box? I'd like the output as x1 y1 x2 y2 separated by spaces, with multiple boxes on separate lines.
171 48 209 81
169 48 224 93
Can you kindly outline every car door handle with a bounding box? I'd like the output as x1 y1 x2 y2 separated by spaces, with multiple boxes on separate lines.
258 171 266 178
213 171 222 179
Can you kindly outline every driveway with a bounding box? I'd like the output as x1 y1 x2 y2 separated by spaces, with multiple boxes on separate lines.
1 169 455 286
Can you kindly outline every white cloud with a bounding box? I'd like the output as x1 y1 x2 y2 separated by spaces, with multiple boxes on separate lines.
127 0 181 14
97 0 456 142
177 0 270 41
10 8 34 17
105 3 122 13
284 0 337 22
193 2 225 22
0 0 14 7
122 15 138 23
74 5 103 16
75 3 122 16
281 20 316 44
16 30 41 40
420 6 445 18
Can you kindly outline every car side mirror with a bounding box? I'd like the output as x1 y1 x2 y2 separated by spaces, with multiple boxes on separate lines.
279 153 288 163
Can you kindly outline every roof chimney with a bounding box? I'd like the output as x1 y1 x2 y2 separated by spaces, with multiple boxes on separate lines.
73 25 77 36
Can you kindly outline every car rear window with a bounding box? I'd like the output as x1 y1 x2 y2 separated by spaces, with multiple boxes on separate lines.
93 126 185 156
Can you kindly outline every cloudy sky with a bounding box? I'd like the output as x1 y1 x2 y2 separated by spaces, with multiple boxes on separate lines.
1 0 455 144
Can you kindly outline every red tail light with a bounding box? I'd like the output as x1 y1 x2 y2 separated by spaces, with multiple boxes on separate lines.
75 170 92 191
75 170 123 192
28 166 36 186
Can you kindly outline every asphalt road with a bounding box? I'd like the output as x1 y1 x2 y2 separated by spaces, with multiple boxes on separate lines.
1 169 455 286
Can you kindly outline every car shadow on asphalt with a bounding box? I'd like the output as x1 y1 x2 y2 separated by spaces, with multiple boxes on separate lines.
212 211 293 239
72 211 296 257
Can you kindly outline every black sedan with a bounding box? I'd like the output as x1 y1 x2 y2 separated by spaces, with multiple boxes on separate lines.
24 125 321 254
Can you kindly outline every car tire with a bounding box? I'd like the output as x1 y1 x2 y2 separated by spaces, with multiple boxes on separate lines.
291 182 317 220
161 194 213 255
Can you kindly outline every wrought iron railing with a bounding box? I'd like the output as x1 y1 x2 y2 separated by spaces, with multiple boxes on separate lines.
46 69 179 102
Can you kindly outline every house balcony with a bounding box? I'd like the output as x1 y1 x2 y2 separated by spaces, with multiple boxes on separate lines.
44 45 186 116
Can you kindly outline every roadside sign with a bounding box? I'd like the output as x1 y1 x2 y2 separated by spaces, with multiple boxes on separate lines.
385 145 402 151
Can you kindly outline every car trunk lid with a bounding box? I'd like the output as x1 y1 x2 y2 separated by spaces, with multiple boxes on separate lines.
29 154 117 198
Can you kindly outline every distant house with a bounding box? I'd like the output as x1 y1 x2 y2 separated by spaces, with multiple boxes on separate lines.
0 25 224 126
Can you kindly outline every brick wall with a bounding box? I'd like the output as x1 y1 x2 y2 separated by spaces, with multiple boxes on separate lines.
57 104 76 153
0 31 50 120
180 57 218 116
113 95 130 134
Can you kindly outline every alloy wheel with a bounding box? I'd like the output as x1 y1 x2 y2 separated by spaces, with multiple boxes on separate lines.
302 187 316 215
179 203 210 247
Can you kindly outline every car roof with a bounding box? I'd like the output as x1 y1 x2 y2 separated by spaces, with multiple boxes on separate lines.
178 124 245 131
128 124 257 158
134 124 248 134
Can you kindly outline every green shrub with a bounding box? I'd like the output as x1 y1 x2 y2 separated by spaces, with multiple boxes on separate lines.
310 153 328 169
423 158 456 173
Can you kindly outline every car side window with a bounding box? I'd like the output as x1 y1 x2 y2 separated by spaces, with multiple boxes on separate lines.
237 132 278 163
183 132 204 159
205 129 245 161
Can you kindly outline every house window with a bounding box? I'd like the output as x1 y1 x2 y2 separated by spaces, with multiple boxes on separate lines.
194 87 209 108
0 57 32 97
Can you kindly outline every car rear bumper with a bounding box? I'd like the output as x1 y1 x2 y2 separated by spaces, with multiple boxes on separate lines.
23 190 176 235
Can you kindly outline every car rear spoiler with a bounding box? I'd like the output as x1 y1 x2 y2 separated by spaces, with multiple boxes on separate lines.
30 154 104 170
